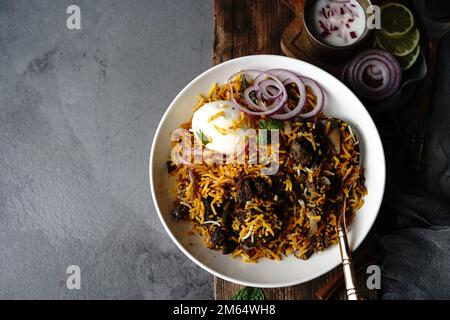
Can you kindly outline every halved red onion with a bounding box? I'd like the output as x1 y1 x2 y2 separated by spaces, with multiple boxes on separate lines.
352 57 391 94
342 49 401 101
357 59 390 91
366 64 383 81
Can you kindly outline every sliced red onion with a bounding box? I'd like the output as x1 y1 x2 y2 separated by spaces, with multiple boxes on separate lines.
297 76 325 118
243 86 266 111
342 49 401 101
319 20 329 32
239 86 286 116
266 69 307 120
258 79 283 100
228 70 287 116
227 69 325 120
252 71 287 109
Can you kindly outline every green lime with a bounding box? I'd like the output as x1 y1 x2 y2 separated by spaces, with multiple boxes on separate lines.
375 27 420 57
380 3 415 39
397 43 420 70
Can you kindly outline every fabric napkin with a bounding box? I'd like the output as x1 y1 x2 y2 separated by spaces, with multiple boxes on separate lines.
376 29 450 299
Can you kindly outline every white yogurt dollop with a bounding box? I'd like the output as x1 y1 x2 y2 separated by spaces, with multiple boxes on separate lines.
191 100 247 155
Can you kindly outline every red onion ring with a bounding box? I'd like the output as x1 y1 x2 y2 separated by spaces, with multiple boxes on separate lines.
258 79 283 100
239 85 286 116
228 70 287 116
252 72 287 108
297 76 325 118
251 71 287 107
243 86 266 111
266 69 307 120
227 69 326 120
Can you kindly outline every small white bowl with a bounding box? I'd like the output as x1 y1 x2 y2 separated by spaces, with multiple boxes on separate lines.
150 55 385 288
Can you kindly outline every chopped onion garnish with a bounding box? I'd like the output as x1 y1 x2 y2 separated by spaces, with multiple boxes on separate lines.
317 0 362 44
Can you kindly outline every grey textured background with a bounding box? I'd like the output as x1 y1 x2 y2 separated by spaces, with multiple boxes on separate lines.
0 0 213 299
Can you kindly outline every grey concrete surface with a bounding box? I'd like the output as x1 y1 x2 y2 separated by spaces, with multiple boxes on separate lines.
0 0 214 299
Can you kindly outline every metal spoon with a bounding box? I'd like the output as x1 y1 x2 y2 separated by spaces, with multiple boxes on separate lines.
327 119 362 300
337 195 358 299
339 121 362 300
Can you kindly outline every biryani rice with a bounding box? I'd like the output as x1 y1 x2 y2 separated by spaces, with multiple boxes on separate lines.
168 76 367 262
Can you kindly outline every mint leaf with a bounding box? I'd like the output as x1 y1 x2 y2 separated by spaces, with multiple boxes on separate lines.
258 130 267 145
240 74 258 104
240 74 249 95
258 119 283 145
259 119 283 130
196 130 210 146
231 287 265 300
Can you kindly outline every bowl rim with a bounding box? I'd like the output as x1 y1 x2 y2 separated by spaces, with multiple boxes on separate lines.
149 54 386 288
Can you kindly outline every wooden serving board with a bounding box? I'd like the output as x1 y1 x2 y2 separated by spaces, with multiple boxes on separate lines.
280 0 343 77
213 0 379 300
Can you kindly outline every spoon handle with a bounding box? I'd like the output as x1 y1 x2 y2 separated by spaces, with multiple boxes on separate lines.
408 38 440 171
337 223 359 300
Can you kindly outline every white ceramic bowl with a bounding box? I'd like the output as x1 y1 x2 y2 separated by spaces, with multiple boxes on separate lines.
150 55 385 288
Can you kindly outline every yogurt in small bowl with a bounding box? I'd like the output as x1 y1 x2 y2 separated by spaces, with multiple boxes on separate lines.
303 0 373 62
312 0 367 47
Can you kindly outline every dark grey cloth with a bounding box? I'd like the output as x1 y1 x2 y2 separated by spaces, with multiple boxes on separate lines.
377 31 450 299
379 190 450 299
